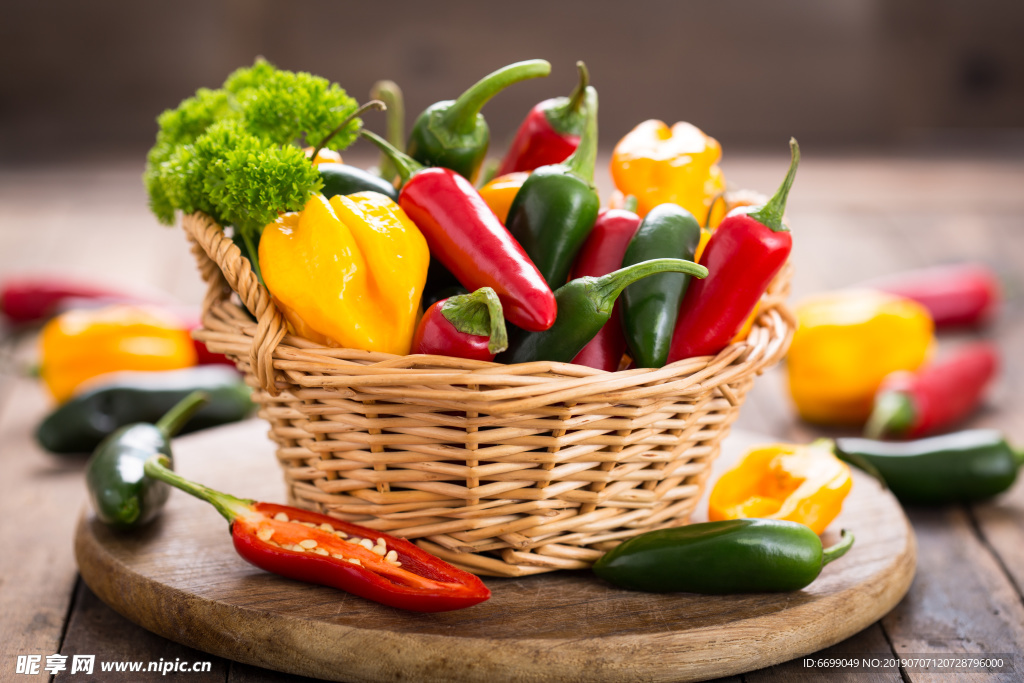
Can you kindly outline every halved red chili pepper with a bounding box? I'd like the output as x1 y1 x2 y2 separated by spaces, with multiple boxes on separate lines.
569 198 641 371
412 287 508 362
362 130 557 332
496 62 589 177
865 342 999 439
667 139 798 363
143 455 490 612
862 263 1000 329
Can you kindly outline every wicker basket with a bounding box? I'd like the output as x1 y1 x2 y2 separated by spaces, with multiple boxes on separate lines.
183 210 795 577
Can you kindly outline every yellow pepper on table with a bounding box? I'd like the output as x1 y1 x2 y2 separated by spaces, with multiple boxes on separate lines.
709 440 853 535
259 191 429 355
787 290 934 425
478 171 530 224
39 305 198 403
610 120 726 221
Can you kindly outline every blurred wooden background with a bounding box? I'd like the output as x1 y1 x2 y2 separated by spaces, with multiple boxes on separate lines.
2 0 1023 163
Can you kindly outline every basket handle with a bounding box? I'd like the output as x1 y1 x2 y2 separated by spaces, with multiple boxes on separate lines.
182 212 286 395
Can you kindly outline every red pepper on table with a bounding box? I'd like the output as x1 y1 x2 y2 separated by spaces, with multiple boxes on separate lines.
862 263 1000 329
0 277 159 325
143 455 490 612
362 130 557 332
412 287 508 362
569 197 641 371
667 139 799 363
496 61 589 177
865 342 999 439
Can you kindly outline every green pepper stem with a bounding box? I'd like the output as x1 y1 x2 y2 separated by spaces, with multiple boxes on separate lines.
155 391 209 439
1013 445 1024 470
444 60 551 135
829 440 889 490
441 287 508 354
591 258 707 313
822 529 855 567
144 454 254 524
747 138 800 233
704 192 725 228
864 391 916 440
623 195 639 214
565 61 590 114
369 81 405 180
310 100 385 166
361 130 424 185
239 227 265 287
564 86 598 184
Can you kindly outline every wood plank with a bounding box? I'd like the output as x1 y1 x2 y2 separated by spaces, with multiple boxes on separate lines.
54 581 229 682
745 623 901 683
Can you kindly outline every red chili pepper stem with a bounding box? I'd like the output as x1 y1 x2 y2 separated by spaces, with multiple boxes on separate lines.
746 138 800 232
442 287 508 354
443 61 552 136
562 87 598 185
144 454 254 524
309 100 385 167
864 391 915 440
545 61 590 135
822 529 855 566
361 130 423 185
154 391 210 441
623 195 639 213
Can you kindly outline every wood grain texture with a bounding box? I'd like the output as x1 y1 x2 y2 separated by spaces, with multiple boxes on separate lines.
74 422 915 683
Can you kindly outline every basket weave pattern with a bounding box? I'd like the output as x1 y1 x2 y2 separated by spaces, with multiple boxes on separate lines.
183 211 795 576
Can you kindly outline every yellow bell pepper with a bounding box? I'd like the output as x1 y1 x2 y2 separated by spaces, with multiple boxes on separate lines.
260 191 429 355
787 290 934 425
709 440 853 535
610 120 726 220
39 305 197 403
478 171 529 224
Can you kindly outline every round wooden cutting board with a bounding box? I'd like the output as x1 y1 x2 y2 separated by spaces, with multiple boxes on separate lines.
75 421 916 683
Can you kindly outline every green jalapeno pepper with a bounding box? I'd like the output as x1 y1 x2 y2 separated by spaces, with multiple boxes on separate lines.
593 519 854 594
85 391 208 529
505 86 600 289
36 366 254 454
318 163 399 202
498 258 707 365
834 430 1024 505
407 60 551 182
620 203 703 368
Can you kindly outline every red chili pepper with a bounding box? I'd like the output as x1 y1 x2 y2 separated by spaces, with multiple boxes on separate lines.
362 130 556 332
496 62 589 177
412 287 508 362
569 200 641 371
865 342 999 439
143 455 490 612
0 277 152 324
863 263 1000 329
667 139 799 363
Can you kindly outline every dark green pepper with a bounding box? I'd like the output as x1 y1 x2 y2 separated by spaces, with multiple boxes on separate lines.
36 366 254 454
834 430 1024 505
593 519 854 594
407 59 551 182
620 203 703 367
85 391 208 529
506 86 600 289
318 163 399 203
498 258 707 365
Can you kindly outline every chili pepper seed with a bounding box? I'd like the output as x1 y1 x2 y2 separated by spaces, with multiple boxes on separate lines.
385 550 398 563
314 547 329 556
273 512 289 522
359 538 374 550
299 539 318 549
257 527 274 542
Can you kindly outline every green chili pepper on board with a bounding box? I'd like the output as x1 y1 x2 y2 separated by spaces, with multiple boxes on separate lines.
593 519 854 594
620 203 703 368
407 59 551 182
498 258 707 365
85 391 208 529
833 430 1023 505
37 366 253 454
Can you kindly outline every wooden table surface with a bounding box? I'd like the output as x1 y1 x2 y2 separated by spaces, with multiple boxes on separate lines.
2 153 1022 682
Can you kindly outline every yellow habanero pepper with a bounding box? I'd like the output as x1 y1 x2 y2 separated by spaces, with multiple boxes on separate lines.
478 171 529 224
259 191 429 355
787 290 934 425
709 440 853 535
40 305 197 403
610 120 726 220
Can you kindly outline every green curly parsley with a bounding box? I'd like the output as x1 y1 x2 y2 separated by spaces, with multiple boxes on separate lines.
144 58 361 283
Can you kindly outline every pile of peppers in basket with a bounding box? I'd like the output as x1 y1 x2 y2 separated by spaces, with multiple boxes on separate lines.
186 58 805 373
